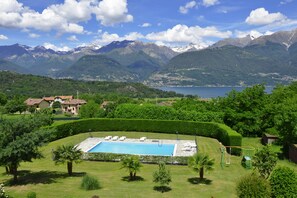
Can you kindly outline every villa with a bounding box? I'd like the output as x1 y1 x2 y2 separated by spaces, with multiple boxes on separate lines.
25 95 86 115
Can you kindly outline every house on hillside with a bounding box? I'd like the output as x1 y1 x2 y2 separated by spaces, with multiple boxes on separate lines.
24 98 50 110
25 96 86 115
43 95 74 107
61 99 87 115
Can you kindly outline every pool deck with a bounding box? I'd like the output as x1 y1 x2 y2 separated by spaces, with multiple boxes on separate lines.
76 137 197 157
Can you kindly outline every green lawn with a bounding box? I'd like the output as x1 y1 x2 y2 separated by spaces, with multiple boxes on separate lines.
1 132 296 198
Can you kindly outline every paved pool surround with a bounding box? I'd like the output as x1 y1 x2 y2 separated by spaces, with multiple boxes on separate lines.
77 137 197 157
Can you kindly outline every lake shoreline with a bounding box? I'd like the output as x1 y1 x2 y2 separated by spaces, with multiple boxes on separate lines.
156 86 274 98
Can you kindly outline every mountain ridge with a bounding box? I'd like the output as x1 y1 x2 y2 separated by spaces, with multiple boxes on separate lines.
1 28 297 86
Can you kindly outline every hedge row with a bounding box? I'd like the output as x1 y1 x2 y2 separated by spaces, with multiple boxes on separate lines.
113 104 224 123
50 118 242 150
84 153 189 165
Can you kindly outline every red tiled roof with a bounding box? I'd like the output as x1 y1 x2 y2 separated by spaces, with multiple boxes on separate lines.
62 99 86 105
25 98 44 106
57 96 73 100
43 96 73 101
42 96 55 101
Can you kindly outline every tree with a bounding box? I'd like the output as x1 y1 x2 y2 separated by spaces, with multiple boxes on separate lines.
252 146 278 179
269 166 297 198
153 161 172 193
0 92 7 106
274 95 297 156
121 156 142 180
79 100 103 118
52 101 61 109
236 173 271 198
217 84 268 136
0 115 53 183
5 96 27 114
188 153 214 179
52 145 83 176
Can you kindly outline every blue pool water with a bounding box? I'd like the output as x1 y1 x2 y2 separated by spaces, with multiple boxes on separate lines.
88 142 175 156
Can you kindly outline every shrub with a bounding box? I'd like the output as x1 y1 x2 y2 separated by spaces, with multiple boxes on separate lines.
253 146 278 179
236 173 271 198
26 192 36 198
153 161 172 193
81 174 100 190
113 104 224 123
84 152 189 164
270 166 297 198
0 184 8 198
50 118 242 149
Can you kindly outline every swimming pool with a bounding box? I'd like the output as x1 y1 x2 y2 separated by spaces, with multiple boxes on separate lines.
88 142 176 156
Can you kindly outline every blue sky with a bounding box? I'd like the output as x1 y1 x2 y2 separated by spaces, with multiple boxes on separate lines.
0 0 297 51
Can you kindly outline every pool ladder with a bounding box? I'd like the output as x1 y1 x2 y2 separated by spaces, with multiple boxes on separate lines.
158 140 163 147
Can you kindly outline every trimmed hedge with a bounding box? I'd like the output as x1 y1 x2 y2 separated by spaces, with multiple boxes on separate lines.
50 118 242 150
84 153 189 165
114 104 224 123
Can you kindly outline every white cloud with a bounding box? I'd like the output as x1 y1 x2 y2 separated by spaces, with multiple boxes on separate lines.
0 0 133 34
94 31 144 46
179 1 197 14
280 0 293 5
29 33 40 38
245 8 287 25
235 30 274 39
67 35 78 41
202 0 219 7
140 23 151 27
146 24 232 44
49 0 92 23
0 34 8 40
93 0 133 26
43 42 71 52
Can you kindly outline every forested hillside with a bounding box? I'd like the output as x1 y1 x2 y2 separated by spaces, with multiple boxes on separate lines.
0 71 181 98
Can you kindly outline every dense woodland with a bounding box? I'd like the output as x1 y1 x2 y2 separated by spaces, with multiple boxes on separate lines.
0 71 181 98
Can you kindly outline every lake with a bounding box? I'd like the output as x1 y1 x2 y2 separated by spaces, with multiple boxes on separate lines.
157 86 274 98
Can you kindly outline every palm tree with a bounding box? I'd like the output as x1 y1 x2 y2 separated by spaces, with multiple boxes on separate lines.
121 156 142 180
188 153 214 179
52 145 83 176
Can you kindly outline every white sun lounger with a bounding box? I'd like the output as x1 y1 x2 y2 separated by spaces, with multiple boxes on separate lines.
119 136 126 141
104 136 112 140
112 136 119 141
181 147 192 151
140 137 147 142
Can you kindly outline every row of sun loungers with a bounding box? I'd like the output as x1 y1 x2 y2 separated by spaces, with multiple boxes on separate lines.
181 142 197 151
104 136 146 142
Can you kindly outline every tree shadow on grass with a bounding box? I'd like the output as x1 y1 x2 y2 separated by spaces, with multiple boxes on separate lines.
121 176 144 182
187 177 212 185
153 186 172 193
5 170 86 186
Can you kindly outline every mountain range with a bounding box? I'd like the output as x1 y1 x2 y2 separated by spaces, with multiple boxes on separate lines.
0 28 297 86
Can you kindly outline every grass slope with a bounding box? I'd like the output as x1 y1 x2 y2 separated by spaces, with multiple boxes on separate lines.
1 132 296 198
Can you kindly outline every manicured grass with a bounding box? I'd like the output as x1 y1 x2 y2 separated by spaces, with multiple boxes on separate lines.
0 132 296 198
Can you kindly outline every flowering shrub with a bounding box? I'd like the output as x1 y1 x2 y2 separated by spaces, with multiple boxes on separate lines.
0 184 9 198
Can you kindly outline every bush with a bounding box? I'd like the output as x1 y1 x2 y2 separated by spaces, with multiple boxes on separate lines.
236 173 271 198
50 118 242 149
26 192 36 198
0 184 8 198
113 104 224 123
270 166 297 198
153 161 172 193
84 152 189 164
253 146 278 179
81 175 100 190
